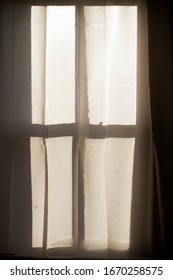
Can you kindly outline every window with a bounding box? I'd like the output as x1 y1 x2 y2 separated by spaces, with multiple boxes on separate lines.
30 3 137 254
0 0 153 258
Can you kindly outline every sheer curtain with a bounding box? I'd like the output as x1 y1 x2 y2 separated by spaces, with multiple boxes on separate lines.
0 0 152 258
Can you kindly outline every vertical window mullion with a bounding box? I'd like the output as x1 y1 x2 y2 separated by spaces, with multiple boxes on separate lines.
71 5 80 254
42 4 48 256
77 4 89 255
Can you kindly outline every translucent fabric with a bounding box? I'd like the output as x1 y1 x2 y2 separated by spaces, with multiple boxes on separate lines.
30 137 73 250
84 138 135 250
46 137 73 249
31 6 75 124
85 6 137 125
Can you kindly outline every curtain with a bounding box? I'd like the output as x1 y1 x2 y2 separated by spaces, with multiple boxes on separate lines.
0 0 153 258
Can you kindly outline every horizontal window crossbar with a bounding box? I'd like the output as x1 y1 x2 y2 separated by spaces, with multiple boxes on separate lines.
85 124 136 138
0 123 136 140
0 123 78 139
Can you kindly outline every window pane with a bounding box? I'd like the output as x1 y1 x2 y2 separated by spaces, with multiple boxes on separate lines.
84 6 137 125
31 6 75 125
84 138 135 250
31 137 73 250
31 7 46 124
105 138 135 250
30 137 45 249
45 7 75 125
84 139 108 250
46 137 73 248
84 7 106 126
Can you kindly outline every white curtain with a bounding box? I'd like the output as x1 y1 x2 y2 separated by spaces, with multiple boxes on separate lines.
0 0 152 258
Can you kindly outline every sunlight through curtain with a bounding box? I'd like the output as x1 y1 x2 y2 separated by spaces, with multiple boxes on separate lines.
0 0 152 258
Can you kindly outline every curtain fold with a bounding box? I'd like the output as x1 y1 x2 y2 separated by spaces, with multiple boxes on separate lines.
153 143 165 255
129 0 153 257
0 0 153 258
147 0 173 258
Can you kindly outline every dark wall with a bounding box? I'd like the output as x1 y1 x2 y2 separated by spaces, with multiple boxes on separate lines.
147 0 173 258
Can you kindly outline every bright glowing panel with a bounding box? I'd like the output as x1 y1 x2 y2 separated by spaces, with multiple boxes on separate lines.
31 6 75 124
46 137 73 248
45 7 75 124
31 7 46 124
84 139 108 250
105 138 135 250
84 6 137 125
30 137 45 248
84 138 135 250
